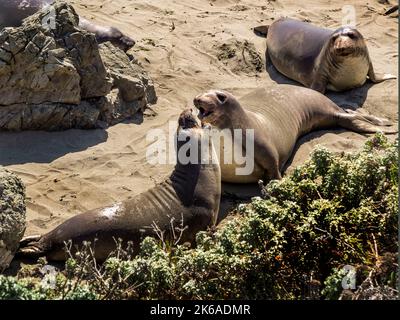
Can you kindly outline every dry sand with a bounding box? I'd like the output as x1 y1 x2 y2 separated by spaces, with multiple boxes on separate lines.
0 0 397 236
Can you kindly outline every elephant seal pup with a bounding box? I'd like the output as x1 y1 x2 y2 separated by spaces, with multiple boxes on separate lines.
0 0 135 51
193 85 396 183
254 18 396 93
18 110 221 261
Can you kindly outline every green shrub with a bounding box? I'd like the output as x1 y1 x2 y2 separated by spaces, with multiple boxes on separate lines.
0 276 45 300
0 133 397 300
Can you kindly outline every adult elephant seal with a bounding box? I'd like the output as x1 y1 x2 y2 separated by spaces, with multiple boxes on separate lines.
193 85 396 183
254 18 396 93
18 110 221 261
0 0 135 51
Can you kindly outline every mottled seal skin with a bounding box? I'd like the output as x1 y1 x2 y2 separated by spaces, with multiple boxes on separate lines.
194 85 396 183
0 0 135 51
18 110 221 261
254 18 396 93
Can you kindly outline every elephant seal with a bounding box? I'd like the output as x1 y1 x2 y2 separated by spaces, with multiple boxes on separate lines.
193 85 396 183
0 0 135 51
18 109 221 261
254 18 396 93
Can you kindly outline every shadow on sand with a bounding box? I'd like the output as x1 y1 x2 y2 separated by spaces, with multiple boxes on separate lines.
265 52 375 110
0 111 146 166
282 128 350 173
0 129 109 166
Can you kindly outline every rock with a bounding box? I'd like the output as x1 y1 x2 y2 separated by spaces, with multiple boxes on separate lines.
0 168 26 272
0 2 157 131
98 43 157 125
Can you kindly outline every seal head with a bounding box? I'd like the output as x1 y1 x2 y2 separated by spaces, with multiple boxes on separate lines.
94 26 136 52
178 108 202 129
322 27 371 91
194 90 241 129
330 27 364 57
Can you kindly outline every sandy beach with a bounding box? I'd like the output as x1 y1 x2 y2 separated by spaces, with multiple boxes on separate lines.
0 0 397 236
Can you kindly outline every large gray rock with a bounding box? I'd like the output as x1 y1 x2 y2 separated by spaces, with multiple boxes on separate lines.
0 169 26 272
0 2 157 131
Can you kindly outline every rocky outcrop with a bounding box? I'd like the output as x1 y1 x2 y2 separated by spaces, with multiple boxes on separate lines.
0 169 26 272
0 2 156 131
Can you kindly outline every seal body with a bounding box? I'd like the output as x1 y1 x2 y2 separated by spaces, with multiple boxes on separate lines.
18 110 221 261
0 0 135 51
254 18 396 93
0 0 49 27
194 85 396 183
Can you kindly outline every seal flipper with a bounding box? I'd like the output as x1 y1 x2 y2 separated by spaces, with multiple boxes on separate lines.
385 5 398 16
335 112 398 134
19 235 42 247
253 25 269 37
344 109 393 126
17 235 47 259
368 61 396 83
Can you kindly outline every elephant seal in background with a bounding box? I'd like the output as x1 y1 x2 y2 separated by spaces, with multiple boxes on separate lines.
18 109 221 261
254 18 396 93
193 85 396 183
0 0 135 51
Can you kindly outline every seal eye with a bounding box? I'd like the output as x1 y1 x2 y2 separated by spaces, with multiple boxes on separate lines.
216 93 227 104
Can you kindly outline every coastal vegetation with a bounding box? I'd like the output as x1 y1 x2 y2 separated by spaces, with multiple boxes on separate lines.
0 133 397 300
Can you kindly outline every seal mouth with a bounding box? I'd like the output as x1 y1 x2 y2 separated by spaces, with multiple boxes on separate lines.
198 107 214 119
332 35 358 57
178 109 201 129
335 47 355 57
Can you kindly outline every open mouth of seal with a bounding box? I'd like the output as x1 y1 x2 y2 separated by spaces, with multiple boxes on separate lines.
337 49 354 57
334 45 356 57
198 107 214 118
178 109 201 129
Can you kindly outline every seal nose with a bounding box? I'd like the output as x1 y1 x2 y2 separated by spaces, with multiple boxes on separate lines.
121 36 135 51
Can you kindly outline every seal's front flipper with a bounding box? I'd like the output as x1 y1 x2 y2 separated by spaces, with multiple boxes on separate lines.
266 169 282 181
369 72 397 83
19 235 41 247
368 61 397 83
253 25 269 37
17 235 46 259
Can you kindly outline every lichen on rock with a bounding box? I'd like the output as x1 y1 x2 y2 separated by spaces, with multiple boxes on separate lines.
0 2 157 131
0 168 26 272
